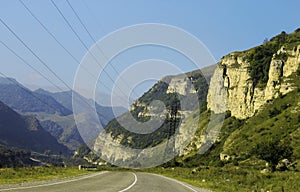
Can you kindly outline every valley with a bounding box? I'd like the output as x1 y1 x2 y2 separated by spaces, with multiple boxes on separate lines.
0 25 299 191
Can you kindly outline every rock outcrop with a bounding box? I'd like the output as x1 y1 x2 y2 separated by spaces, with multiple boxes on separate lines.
166 76 197 95
207 45 300 119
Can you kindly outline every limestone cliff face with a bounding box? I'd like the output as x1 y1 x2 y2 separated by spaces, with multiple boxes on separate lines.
166 76 197 95
207 45 300 119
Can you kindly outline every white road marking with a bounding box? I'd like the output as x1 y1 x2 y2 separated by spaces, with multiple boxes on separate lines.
151 173 211 192
118 172 137 192
0 171 108 191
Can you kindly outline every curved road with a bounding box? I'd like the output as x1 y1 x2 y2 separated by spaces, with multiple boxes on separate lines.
0 171 211 192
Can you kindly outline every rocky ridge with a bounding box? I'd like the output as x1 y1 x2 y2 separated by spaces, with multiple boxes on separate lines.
208 43 300 119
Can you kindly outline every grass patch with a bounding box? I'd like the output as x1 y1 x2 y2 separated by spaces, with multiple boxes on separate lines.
223 88 300 160
143 166 300 192
0 167 90 184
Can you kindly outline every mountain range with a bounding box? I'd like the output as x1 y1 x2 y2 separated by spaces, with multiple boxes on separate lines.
0 78 127 151
0 29 299 170
0 78 71 115
81 29 300 169
0 100 69 154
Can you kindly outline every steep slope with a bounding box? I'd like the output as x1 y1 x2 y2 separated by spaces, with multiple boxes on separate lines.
35 89 127 125
0 78 82 150
104 68 210 145
33 89 127 150
181 29 300 167
0 77 71 116
84 30 300 169
222 88 300 160
180 88 300 167
92 67 213 167
0 77 125 151
36 114 82 150
0 145 36 168
208 29 300 119
0 101 70 155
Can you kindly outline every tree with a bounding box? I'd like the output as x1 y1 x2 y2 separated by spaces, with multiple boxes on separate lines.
263 38 269 44
254 139 293 171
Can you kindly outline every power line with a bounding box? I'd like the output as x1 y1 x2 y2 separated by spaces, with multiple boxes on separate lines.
0 69 112 125
1 40 65 93
66 0 140 98
0 17 71 90
19 0 80 64
80 0 105 34
0 71 70 116
0 71 113 145
18 0 131 105
18 0 108 92
0 17 112 123
50 0 133 101
163 99 179 163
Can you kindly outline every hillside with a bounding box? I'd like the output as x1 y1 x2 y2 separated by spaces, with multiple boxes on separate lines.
179 29 300 167
0 77 72 115
85 29 300 170
0 79 81 150
208 29 300 118
33 89 126 150
90 65 215 167
0 145 34 168
105 66 213 146
35 89 127 126
0 101 69 155
0 78 126 150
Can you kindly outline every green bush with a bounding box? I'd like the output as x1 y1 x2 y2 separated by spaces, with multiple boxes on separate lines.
253 139 293 171
246 30 300 88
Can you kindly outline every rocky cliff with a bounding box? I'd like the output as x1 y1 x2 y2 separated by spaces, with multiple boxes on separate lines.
92 65 216 168
208 31 300 119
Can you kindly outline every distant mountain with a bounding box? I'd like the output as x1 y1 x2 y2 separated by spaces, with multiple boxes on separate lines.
33 88 127 150
0 77 127 151
35 88 127 125
0 77 22 85
0 77 72 116
0 101 69 155
200 64 217 81
38 115 83 151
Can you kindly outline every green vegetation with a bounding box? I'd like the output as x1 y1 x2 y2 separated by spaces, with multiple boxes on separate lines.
179 115 244 167
0 101 70 155
2 165 298 191
245 29 300 88
0 145 32 168
1 30 299 191
187 70 210 112
153 66 300 191
144 167 300 192
72 30 299 191
254 139 293 171
105 114 181 149
222 88 300 161
0 167 89 184
104 70 208 149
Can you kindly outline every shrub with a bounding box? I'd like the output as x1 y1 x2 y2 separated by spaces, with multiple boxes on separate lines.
253 139 293 171
268 107 281 117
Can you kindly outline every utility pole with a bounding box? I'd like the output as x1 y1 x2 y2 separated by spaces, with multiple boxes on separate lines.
163 100 179 164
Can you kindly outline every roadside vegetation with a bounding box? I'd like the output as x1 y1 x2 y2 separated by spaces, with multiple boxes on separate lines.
144 166 300 192
0 29 299 192
0 166 90 184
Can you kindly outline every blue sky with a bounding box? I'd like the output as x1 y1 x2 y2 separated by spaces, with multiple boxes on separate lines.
0 0 299 104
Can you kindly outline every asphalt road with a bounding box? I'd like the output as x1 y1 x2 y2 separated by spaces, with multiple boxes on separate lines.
0 171 211 192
